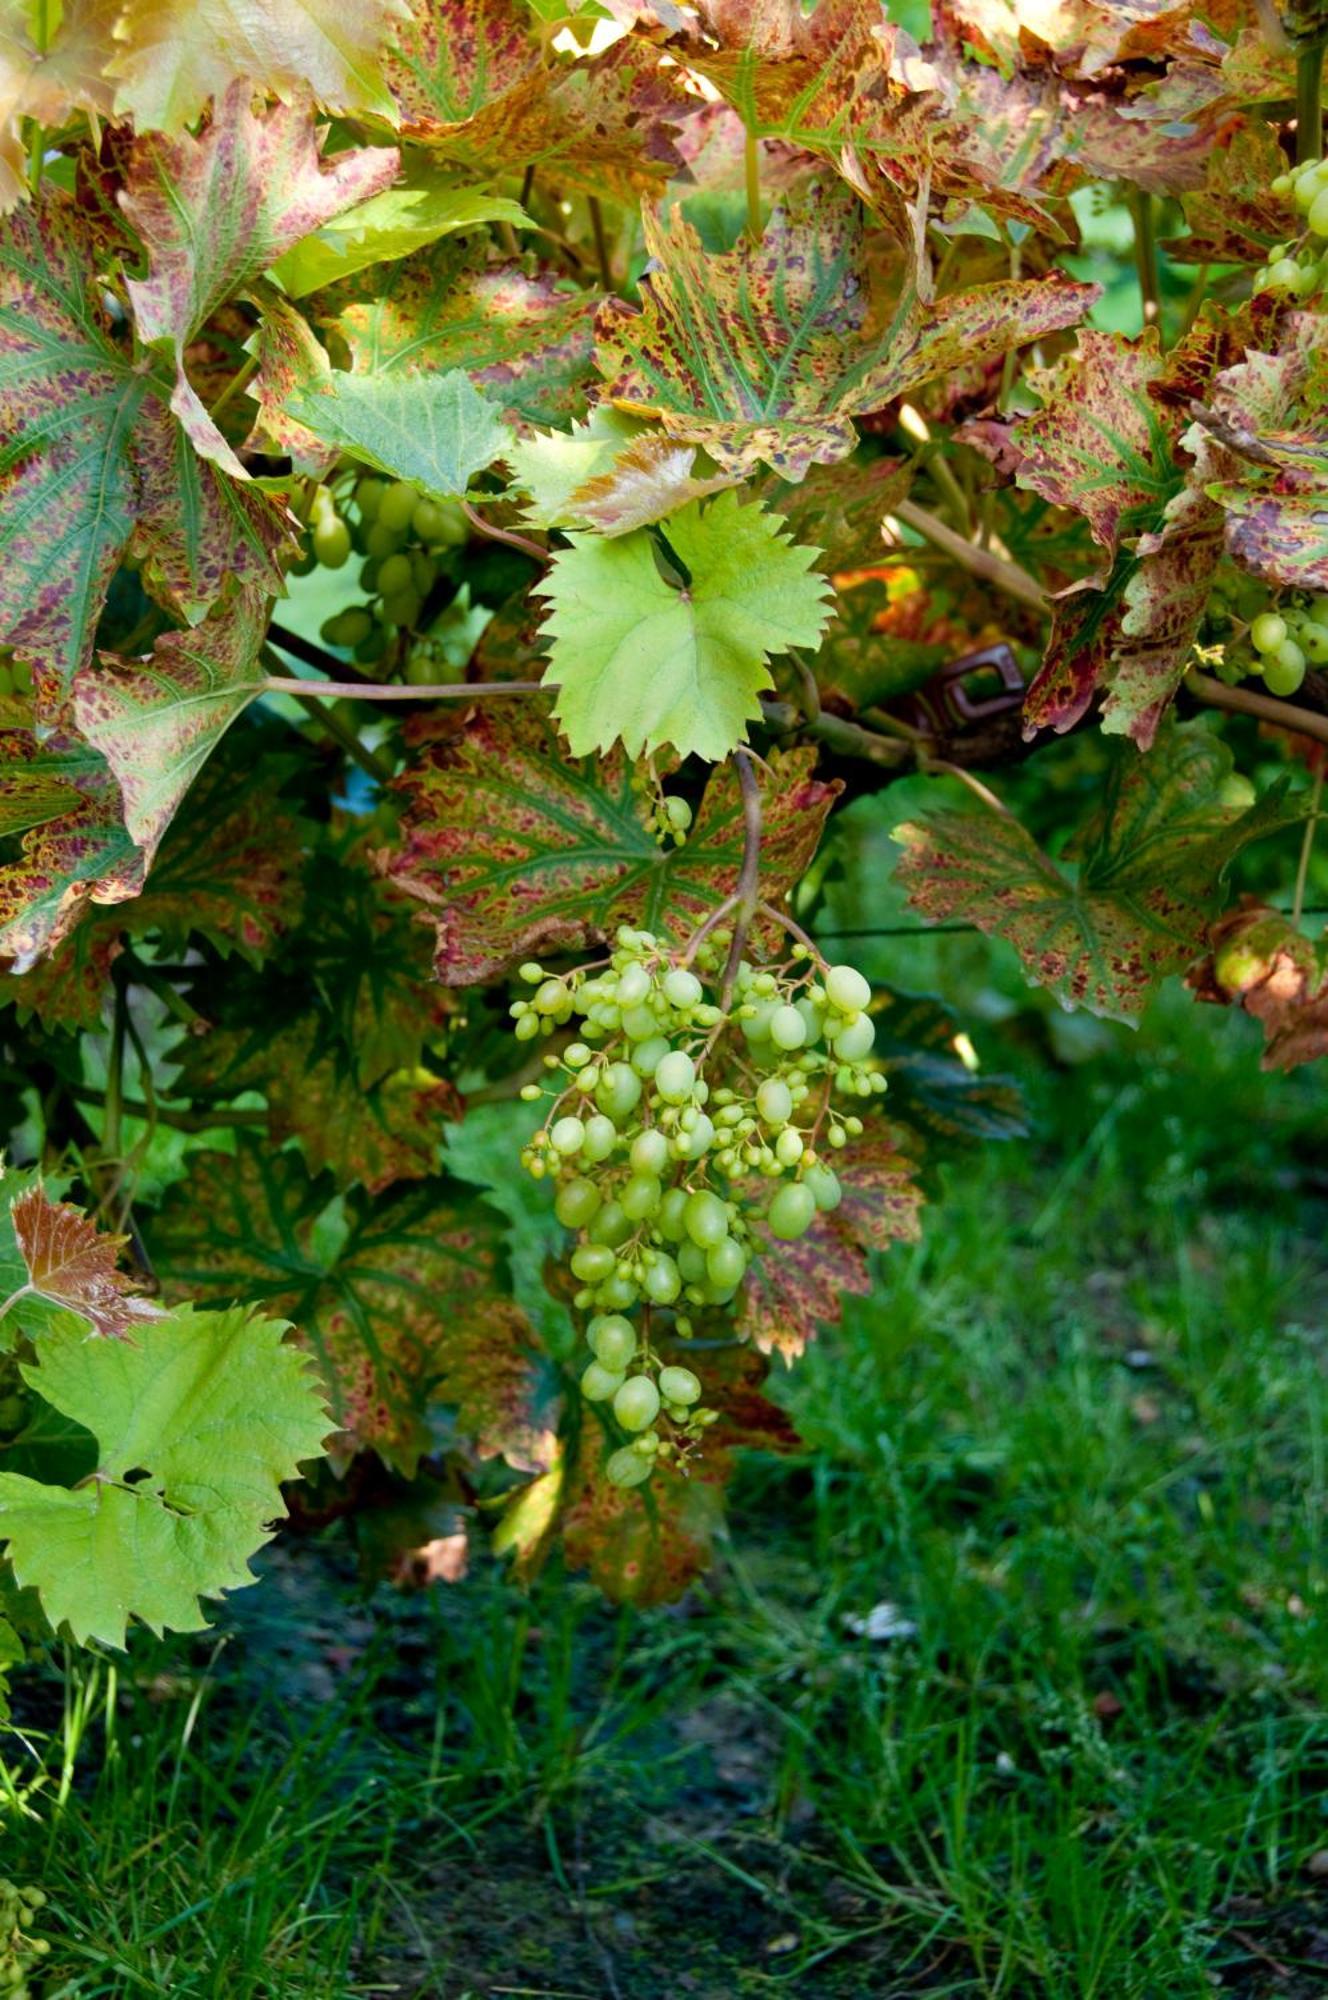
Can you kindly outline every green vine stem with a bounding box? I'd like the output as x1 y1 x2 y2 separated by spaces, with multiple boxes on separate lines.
1129 189 1161 332
1292 760 1324 925
894 500 1046 611
722 748 764 1003
1297 39 1325 163
744 127 762 242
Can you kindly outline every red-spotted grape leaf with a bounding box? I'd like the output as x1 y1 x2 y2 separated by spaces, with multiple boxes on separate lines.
1165 123 1293 264
247 292 340 476
1184 316 1328 590
121 82 397 473
1190 904 1328 1071
538 492 834 760
738 1128 922 1362
307 235 599 426
185 1019 460 1196
560 1415 727 1606
0 729 143 965
0 194 288 694
104 0 410 133
667 0 895 150
380 703 840 983
595 178 1097 479
8 1185 162 1341
2 754 308 1028
73 587 269 863
0 0 117 210
387 3 692 200
148 1139 544 1477
894 722 1270 1022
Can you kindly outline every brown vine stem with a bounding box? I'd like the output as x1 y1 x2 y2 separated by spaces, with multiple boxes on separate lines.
679 893 741 969
1187 670 1328 751
459 499 551 565
263 675 546 701
895 500 1046 612
920 756 1015 818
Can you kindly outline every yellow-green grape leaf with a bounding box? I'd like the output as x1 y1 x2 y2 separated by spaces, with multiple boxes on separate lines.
105 0 411 133
0 1304 329 1648
538 491 833 761
284 365 509 498
272 171 529 298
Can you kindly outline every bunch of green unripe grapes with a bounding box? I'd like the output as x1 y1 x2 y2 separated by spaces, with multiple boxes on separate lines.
295 475 470 666
512 924 885 1488
1242 594 1328 695
0 1879 49 1996
1259 154 1328 297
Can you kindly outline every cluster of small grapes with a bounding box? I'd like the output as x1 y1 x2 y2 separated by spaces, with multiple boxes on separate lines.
293 476 469 664
0 1880 48 1996
511 926 884 1487
1246 597 1328 695
1259 155 1328 298
628 767 693 849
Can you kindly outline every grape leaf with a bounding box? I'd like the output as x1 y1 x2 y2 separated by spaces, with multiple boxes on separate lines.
0 0 117 210
872 995 1027 1147
738 1129 922 1361
283 366 509 498
1189 904 1328 1071
0 194 288 693
72 586 270 862
105 0 410 132
121 82 398 474
538 491 833 760
565 436 737 538
0 728 143 964
1165 123 1292 264
595 178 1097 479
386 3 692 200
148 1139 545 1477
247 292 340 477
272 170 528 298
307 235 600 425
7 1184 162 1342
0 1302 329 1648
561 1417 726 1606
2 750 308 1026
381 704 840 982
506 409 644 527
894 722 1261 1022
666 0 895 150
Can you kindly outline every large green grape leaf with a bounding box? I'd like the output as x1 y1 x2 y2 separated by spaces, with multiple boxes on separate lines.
271 170 528 298
148 1139 546 1477
0 194 289 694
381 703 840 982
121 83 397 472
539 491 833 760
0 1302 328 1648
105 0 410 132
72 586 269 862
283 366 509 498
894 723 1274 1022
306 234 599 425
595 179 1097 479
0 728 143 963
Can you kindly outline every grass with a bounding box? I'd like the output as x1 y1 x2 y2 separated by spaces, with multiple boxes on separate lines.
3 986 1327 1998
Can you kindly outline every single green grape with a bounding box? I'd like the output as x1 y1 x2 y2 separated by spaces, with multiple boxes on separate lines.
658 1364 701 1405
621 1173 662 1220
614 1376 661 1432
582 1360 626 1401
630 1129 670 1176
706 1237 747 1289
606 1445 653 1488
769 1005 807 1051
825 963 871 1013
654 1050 696 1102
1251 611 1287 655
555 1177 601 1228
642 1254 682 1303
683 1190 728 1248
767 1181 817 1240
756 1078 793 1126
590 1315 637 1370
378 480 420 533
571 1243 615 1282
